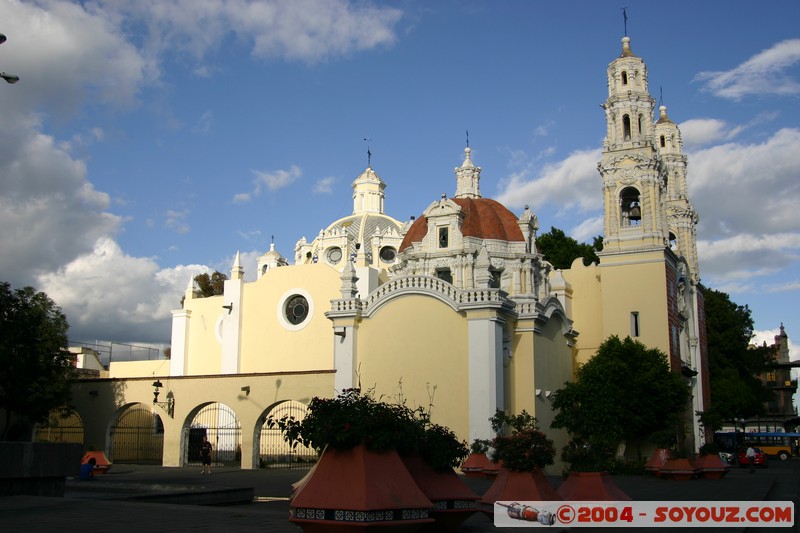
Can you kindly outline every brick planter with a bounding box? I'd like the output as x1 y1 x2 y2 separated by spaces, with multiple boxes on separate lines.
658 458 699 481
480 468 560 517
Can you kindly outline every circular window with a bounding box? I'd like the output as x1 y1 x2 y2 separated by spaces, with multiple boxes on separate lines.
379 246 396 262
284 295 309 325
326 247 343 264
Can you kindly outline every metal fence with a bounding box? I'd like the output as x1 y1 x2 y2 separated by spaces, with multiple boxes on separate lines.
109 404 164 464
185 402 242 468
258 400 318 469
33 411 84 445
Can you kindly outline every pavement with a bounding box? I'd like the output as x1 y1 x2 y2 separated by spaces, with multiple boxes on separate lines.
1 458 798 533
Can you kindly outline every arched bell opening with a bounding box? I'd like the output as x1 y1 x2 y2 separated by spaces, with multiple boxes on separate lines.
620 187 642 227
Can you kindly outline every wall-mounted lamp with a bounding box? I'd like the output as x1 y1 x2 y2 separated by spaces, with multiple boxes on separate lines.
240 386 250 396
152 380 175 418
333 326 346 337
222 303 233 314
545 390 552 398
535 388 542 398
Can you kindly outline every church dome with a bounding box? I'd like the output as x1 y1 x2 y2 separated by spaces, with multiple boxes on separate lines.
399 197 524 252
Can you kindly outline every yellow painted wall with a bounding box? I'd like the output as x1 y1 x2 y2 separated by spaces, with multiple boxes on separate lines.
239 263 341 373
599 251 670 353
109 359 170 379
356 295 470 439
561 259 604 367
184 294 225 375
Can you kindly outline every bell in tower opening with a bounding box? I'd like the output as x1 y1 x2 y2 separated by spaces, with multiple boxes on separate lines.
620 187 642 226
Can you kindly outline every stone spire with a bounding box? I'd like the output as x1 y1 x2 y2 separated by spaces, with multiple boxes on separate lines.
230 250 244 281
339 259 359 299
454 146 481 199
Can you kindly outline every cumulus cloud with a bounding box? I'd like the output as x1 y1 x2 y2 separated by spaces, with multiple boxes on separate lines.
165 209 191 234
688 128 800 238
98 0 403 64
495 148 602 214
233 165 302 202
695 39 800 100
37 238 210 343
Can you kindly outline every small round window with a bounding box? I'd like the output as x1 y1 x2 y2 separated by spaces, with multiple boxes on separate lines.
379 246 396 263
284 295 309 325
327 247 343 264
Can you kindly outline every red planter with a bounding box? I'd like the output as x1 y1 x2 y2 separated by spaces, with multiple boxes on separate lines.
459 453 492 478
694 454 730 479
658 458 699 481
644 448 670 477
290 445 433 533
81 451 112 474
479 468 561 517
402 456 479 531
557 472 631 501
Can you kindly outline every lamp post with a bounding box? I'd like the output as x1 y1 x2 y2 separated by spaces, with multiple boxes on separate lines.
0 33 19 84
152 380 175 418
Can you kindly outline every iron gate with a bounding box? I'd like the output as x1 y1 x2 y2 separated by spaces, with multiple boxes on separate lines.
185 402 241 468
258 400 318 469
109 404 164 464
34 411 84 445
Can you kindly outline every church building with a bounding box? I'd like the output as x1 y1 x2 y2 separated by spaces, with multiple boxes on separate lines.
67 34 709 471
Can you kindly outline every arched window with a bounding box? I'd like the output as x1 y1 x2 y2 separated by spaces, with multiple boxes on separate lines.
669 232 677 249
638 114 644 136
622 115 631 141
660 135 666 148
621 71 628 85
620 187 641 227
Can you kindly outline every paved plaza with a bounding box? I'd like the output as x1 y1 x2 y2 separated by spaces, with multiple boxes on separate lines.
1 458 798 532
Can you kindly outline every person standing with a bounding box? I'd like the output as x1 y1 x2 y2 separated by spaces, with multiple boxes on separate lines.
746 446 756 473
200 435 213 474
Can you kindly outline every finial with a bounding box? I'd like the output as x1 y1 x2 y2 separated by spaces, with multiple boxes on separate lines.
622 6 628 37
466 129 469 148
363 138 372 168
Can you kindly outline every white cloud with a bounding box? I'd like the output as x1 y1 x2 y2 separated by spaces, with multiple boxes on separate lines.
99 0 403 64
495 148 602 213
37 238 210 343
570 216 604 243
695 39 800 100
193 110 214 133
165 209 191 234
313 176 337 194
689 129 800 239
234 165 302 202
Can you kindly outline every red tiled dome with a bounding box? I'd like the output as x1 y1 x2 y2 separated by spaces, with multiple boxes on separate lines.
399 197 524 252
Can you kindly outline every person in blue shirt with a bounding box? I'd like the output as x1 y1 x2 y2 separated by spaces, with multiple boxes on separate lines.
79 457 96 481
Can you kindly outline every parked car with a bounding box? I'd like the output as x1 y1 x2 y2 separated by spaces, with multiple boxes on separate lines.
737 447 767 468
718 451 735 465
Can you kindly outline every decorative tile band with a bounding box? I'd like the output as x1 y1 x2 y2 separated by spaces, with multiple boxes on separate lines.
292 507 431 523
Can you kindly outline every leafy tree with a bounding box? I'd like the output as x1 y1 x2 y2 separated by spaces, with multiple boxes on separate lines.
0 282 76 440
180 271 229 307
701 288 772 423
537 226 602 269
551 336 689 459
195 271 227 297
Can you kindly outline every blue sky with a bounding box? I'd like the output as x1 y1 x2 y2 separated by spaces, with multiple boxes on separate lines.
0 0 798 364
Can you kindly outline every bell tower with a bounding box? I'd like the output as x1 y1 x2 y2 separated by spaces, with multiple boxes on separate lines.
598 36 668 253
655 104 700 283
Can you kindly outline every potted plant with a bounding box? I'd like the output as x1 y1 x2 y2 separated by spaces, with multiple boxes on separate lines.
459 439 492 478
644 429 674 477
694 442 729 479
556 439 631 501
658 446 698 481
397 413 478 531
270 389 433 532
479 410 560 517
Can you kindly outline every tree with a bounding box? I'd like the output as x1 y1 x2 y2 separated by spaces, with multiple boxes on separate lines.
701 288 772 424
180 271 229 307
536 226 602 269
0 282 76 440
551 336 689 459
195 271 227 297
